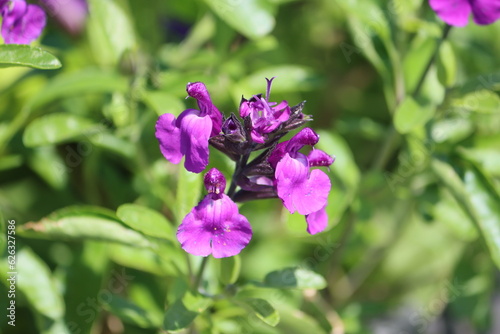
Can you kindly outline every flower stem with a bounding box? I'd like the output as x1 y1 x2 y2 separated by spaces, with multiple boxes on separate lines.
227 152 250 199
371 24 452 171
193 257 209 290
412 24 451 99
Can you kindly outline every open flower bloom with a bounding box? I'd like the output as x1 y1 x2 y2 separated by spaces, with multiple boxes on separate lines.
155 82 222 173
429 0 500 26
177 168 253 258
239 77 291 144
269 128 335 234
1 0 46 44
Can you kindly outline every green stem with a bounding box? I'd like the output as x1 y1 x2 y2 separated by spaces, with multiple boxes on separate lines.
412 24 452 99
371 24 452 171
193 257 209 290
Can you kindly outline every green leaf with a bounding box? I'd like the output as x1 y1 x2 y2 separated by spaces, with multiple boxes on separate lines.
142 91 185 117
218 255 241 285
163 292 212 331
204 0 275 39
0 45 61 69
16 247 65 319
175 167 203 220
27 69 128 109
431 159 500 269
437 40 456 87
116 204 174 240
431 118 474 144
463 166 500 269
23 113 101 147
18 215 152 247
87 0 137 66
108 243 184 276
88 132 137 160
28 146 68 189
263 267 327 289
452 90 500 114
433 189 477 241
394 96 434 134
243 298 280 327
64 241 108 334
104 295 162 328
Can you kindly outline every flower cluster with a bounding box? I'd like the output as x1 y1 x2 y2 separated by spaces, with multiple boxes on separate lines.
0 0 46 44
429 0 500 26
156 79 335 258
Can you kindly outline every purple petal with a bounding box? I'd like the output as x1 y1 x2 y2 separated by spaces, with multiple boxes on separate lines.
186 82 222 136
306 207 328 235
177 109 212 173
177 194 252 258
155 113 182 165
275 153 330 215
286 128 320 155
239 98 251 118
471 0 500 25
2 3 46 44
40 0 88 35
268 141 289 169
204 168 226 194
308 149 335 167
429 0 471 27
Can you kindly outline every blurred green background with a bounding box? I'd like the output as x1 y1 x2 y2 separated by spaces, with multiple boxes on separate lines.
1 0 500 333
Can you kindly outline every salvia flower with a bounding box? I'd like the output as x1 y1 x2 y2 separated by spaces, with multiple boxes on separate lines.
159 79 335 257
269 128 335 234
176 168 252 258
429 0 500 26
155 82 223 173
239 77 292 144
0 0 46 44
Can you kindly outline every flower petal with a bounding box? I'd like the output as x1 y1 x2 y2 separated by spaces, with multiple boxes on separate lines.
286 127 320 154
306 206 328 235
2 3 46 44
178 109 212 173
275 153 330 215
471 0 500 25
429 0 471 27
155 113 182 164
307 149 335 167
187 82 222 136
177 194 252 258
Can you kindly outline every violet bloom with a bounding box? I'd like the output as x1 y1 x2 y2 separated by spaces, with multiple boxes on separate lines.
177 168 253 258
155 82 222 173
240 77 291 144
0 0 46 44
429 0 500 26
269 128 335 234
40 0 88 35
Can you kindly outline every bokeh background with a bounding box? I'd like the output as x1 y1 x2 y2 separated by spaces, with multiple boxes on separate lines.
1 0 500 333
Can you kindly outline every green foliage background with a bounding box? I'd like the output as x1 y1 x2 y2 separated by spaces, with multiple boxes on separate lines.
1 0 500 333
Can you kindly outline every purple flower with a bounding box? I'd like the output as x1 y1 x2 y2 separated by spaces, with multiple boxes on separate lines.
40 0 88 35
269 128 335 234
239 77 291 144
1 0 46 44
155 82 222 173
177 168 253 258
429 0 500 26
